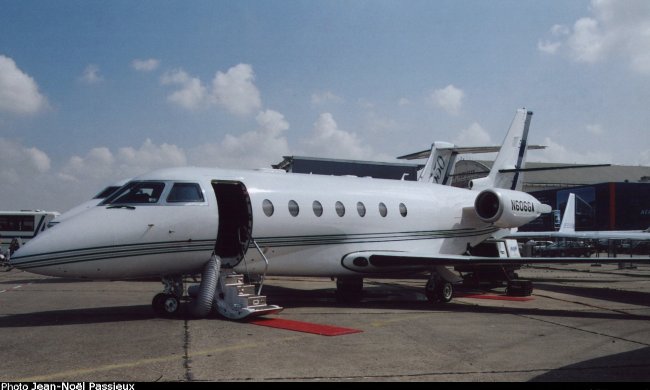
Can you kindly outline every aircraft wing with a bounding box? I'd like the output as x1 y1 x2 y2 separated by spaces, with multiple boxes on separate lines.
341 250 650 273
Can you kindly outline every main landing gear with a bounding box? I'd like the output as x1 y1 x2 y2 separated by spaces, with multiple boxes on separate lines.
424 274 453 303
335 276 364 303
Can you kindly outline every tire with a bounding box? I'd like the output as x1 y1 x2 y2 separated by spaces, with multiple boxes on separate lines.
436 282 453 303
152 293 180 317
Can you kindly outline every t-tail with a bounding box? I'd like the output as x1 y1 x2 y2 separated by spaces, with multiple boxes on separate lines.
417 142 457 184
469 108 532 191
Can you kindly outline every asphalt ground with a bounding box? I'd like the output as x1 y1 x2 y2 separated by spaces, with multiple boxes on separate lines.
1 262 649 382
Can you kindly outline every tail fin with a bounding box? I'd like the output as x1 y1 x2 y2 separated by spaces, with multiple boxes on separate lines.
559 193 576 233
418 142 456 184
469 108 532 191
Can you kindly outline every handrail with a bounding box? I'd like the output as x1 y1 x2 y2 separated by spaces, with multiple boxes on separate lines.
251 239 269 295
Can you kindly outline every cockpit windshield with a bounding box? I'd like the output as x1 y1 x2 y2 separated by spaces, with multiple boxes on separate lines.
101 181 166 205
93 186 122 199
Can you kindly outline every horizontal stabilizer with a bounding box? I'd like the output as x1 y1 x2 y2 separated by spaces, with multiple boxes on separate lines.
397 145 545 161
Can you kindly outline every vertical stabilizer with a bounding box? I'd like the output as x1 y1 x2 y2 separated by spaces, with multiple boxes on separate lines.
469 108 532 191
559 193 576 233
418 141 456 184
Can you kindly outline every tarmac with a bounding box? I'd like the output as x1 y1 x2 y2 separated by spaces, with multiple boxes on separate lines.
1 262 649 382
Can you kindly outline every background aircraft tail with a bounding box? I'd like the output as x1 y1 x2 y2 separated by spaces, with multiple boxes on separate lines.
417 142 457 184
559 193 576 233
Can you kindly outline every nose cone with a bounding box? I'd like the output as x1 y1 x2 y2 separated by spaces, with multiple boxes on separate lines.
10 208 116 277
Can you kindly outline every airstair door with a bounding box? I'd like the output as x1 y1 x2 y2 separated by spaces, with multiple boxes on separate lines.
211 181 253 268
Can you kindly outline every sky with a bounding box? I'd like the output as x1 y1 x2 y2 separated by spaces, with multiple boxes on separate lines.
1 0 650 212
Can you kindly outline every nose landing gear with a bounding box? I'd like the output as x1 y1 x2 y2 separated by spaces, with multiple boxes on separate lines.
152 276 183 317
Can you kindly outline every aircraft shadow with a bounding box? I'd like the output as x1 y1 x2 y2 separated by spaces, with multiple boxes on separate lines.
530 347 650 381
2 282 648 328
260 284 650 321
533 282 650 307
0 278 94 285
0 305 157 328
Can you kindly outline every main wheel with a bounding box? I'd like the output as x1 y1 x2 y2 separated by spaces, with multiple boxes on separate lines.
436 281 453 303
152 293 180 317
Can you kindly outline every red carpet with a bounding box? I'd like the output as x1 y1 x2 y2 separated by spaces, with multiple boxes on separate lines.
456 293 534 302
249 318 363 336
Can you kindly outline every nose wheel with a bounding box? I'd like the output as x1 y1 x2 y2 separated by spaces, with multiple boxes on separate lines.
152 275 183 317
152 293 181 317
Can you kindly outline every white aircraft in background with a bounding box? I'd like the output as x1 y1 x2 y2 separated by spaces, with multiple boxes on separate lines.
11 108 648 320
508 193 650 241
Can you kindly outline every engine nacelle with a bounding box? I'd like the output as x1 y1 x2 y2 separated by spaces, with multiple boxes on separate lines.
474 188 551 228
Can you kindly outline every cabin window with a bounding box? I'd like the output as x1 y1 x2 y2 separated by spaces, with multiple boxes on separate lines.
103 181 166 205
289 200 300 217
357 202 366 217
379 202 388 217
167 183 205 203
399 203 408 217
313 201 323 217
335 201 345 217
262 199 274 217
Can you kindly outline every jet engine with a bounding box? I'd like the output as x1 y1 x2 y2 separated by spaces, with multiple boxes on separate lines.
474 188 551 228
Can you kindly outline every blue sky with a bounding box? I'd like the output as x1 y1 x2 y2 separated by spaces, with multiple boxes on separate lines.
1 0 650 211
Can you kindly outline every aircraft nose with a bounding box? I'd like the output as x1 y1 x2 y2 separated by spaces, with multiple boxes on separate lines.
9 208 117 276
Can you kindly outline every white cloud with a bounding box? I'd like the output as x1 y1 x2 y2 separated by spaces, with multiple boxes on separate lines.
567 17 605 63
453 122 493 146
0 138 50 183
0 55 48 115
301 113 374 160
161 69 207 110
211 63 261 116
430 84 464 116
311 91 343 105
398 97 411 106
60 139 187 182
161 64 262 116
79 64 103 84
551 24 570 36
586 124 604 135
190 109 290 169
528 136 612 164
132 58 160 72
537 40 562 54
540 0 650 74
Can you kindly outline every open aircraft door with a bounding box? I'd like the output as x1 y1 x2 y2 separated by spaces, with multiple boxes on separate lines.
211 181 253 268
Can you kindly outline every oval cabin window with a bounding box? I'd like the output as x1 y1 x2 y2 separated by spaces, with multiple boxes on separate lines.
262 199 274 217
288 200 300 217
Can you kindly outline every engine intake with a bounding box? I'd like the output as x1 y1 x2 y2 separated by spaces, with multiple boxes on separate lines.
474 188 551 228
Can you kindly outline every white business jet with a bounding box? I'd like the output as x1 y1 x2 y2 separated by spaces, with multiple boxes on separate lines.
13 108 640 320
